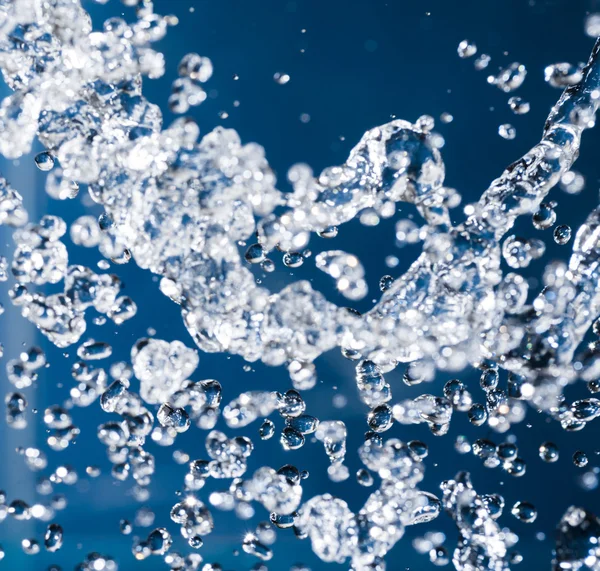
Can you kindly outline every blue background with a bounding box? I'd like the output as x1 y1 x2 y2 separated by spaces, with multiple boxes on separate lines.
2 0 600 569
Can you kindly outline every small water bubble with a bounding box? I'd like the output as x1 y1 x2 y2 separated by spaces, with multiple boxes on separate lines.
280 427 304 450
429 546 450 566
367 403 394 432
135 507 155 528
395 219 421 245
588 379 600 393
586 13 600 37
408 440 429 459
474 53 491 70
273 72 290 85
455 435 471 454
554 224 572 245
573 450 589 468
44 523 64 552
22 538 40 555
259 419 275 440
188 535 203 549
457 40 477 59
70 216 101 247
283 252 303 268
539 442 559 463
505 457 527 477
245 244 266 264
560 170 585 194
508 96 530 115
157 403 190 433
327 463 349 482
498 123 516 140
497 442 518 461
511 501 537 523
35 151 55 172
488 63 527 92
146 527 172 555
77 340 112 361
532 203 556 230
119 519 132 535
356 468 374 487
468 403 487 426
314 225 338 239
545 63 583 88
580 470 599 491
379 275 394 292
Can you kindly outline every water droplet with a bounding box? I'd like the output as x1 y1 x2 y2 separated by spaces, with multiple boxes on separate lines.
511 501 537 523
554 224 572 245
457 40 477 59
539 442 559 463
499 123 516 140
508 96 530 115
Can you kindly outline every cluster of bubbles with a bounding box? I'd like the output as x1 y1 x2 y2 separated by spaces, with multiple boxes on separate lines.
2 0 600 569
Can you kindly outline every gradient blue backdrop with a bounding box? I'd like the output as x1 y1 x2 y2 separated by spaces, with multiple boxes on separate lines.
1 0 600 569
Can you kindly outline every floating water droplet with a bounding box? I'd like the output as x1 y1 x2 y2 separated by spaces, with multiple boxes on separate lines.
35 151 55 171
554 224 572 245
457 40 477 59
539 442 559 463
283 252 303 268
157 403 190 433
532 203 557 230
280 426 304 450
429 546 450 566
44 523 64 552
21 538 40 555
545 62 583 88
573 450 588 468
511 501 537 523
586 13 600 37
498 123 516 140
474 53 491 70
508 96 530 115
488 62 527 92
259 419 275 440
273 72 290 85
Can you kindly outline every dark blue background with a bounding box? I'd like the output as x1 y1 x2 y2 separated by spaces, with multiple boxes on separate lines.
2 0 600 569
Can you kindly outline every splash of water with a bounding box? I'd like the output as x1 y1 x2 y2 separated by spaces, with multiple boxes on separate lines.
2 0 600 570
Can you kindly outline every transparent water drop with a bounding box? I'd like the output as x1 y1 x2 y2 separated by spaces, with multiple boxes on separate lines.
429 546 450 566
573 450 588 468
157 403 190 433
511 501 537 523
554 225 572 245
21 538 40 555
245 244 266 264
488 63 527 92
498 123 516 140
532 203 556 230
586 13 600 37
539 442 559 463
280 427 305 450
545 63 583 88
273 72 290 85
457 40 477 59
259 419 275 440
35 151 55 172
508 96 530 115
356 468 374 486
474 53 491 70
283 252 303 268
44 523 64 552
